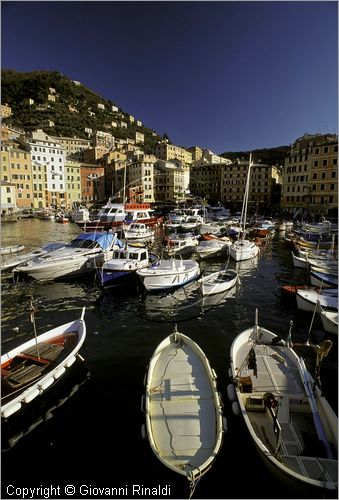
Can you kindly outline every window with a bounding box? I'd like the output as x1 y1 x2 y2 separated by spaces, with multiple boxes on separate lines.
322 159 327 166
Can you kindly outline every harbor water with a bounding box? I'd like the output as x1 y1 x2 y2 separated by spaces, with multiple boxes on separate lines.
1 218 337 499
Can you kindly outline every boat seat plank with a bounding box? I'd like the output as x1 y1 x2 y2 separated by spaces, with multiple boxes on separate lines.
24 343 64 361
280 456 338 483
6 363 44 386
251 346 304 395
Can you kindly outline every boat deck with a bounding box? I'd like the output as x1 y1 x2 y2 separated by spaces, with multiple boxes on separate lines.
147 341 218 474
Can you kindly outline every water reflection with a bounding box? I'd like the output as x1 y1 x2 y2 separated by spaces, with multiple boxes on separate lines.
1 360 90 451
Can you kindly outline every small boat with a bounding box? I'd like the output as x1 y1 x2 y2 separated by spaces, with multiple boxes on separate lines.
1 307 87 419
310 270 338 288
97 245 159 289
199 269 239 296
196 237 231 259
55 213 69 223
319 304 338 335
1 244 25 255
228 309 338 491
142 327 225 494
166 232 199 256
136 258 200 292
296 288 338 312
14 232 122 281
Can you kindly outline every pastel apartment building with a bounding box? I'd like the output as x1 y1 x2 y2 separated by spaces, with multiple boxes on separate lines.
153 142 193 165
1 142 34 209
281 133 338 216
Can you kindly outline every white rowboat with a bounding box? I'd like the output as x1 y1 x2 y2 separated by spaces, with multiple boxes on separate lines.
143 327 225 493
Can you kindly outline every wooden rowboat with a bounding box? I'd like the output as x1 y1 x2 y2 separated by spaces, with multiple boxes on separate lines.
1 307 86 419
142 327 225 495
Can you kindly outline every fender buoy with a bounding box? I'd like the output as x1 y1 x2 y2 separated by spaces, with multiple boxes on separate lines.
232 401 241 417
227 383 236 402
141 424 147 440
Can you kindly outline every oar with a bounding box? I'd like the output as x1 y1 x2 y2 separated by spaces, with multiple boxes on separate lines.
296 356 333 459
29 298 40 360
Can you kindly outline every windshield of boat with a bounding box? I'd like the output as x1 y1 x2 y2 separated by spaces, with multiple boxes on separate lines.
69 239 100 250
102 207 118 214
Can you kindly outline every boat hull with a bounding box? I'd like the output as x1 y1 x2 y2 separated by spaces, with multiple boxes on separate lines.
229 240 260 261
1 309 86 419
144 330 224 481
137 260 200 292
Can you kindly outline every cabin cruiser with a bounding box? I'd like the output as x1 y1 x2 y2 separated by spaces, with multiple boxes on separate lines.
14 232 123 281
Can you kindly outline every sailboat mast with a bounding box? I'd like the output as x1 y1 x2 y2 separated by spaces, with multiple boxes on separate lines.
243 153 252 231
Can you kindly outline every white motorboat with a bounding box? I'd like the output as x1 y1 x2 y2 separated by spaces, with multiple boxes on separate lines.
196 236 231 259
136 258 200 292
166 233 199 256
1 307 86 419
97 245 159 289
228 310 338 491
199 269 239 296
123 222 155 242
142 327 225 494
14 232 122 281
1 242 66 272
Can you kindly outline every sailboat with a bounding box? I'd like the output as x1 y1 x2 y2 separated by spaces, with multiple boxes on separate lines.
229 154 260 262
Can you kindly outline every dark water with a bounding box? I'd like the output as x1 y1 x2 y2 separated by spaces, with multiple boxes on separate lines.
1 219 337 500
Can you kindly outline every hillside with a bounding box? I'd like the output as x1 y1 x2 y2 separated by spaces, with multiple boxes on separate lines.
1 69 162 152
220 146 289 166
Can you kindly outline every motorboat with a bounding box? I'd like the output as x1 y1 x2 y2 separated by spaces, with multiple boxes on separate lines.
123 222 155 242
136 258 200 292
1 242 67 273
166 232 199 256
97 245 159 289
228 309 338 491
199 269 239 296
142 326 225 494
1 307 86 419
196 236 231 259
77 200 162 231
14 232 123 281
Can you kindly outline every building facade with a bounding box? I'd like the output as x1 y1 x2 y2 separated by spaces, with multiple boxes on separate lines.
281 133 338 217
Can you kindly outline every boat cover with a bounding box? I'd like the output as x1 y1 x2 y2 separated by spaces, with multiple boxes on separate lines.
75 232 124 250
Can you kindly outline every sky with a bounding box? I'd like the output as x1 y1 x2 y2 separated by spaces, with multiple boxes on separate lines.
1 1 338 154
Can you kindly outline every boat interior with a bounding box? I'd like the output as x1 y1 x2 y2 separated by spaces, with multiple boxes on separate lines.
147 339 220 476
1 333 77 394
235 342 338 485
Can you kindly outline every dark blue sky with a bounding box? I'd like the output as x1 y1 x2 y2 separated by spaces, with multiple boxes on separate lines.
2 1 338 153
